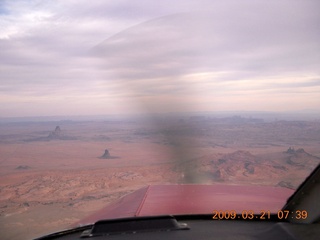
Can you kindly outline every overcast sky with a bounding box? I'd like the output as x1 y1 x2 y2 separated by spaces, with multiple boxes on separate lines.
0 0 319 118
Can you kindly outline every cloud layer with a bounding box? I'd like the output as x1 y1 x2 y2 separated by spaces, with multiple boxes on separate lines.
1 0 319 117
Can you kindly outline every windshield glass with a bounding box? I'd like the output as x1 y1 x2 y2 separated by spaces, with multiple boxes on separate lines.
0 1 320 240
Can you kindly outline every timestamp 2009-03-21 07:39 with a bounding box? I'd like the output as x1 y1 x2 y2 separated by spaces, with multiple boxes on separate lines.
212 210 308 220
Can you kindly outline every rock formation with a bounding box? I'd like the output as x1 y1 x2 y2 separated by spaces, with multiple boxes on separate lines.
286 147 295 154
25 125 76 142
15 165 31 170
100 149 111 159
48 126 62 139
99 149 120 159
286 147 306 155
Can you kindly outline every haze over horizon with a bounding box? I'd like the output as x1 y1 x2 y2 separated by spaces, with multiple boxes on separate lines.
1 0 319 118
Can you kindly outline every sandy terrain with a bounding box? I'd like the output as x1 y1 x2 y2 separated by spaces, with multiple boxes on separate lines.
0 116 319 240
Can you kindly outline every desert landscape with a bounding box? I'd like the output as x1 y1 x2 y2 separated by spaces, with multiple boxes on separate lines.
0 115 320 240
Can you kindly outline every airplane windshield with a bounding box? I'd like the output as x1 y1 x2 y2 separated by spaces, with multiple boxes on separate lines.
0 1 319 240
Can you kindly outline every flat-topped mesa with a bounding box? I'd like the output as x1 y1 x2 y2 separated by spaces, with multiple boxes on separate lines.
100 149 111 159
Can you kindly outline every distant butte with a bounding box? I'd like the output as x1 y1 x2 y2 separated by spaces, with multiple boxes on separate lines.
285 147 307 155
15 165 31 170
24 125 76 142
99 149 119 159
46 126 76 141
100 149 111 159
48 126 62 139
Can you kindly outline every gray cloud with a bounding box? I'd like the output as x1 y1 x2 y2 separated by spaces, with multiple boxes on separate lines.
0 0 319 117
95 8 319 80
